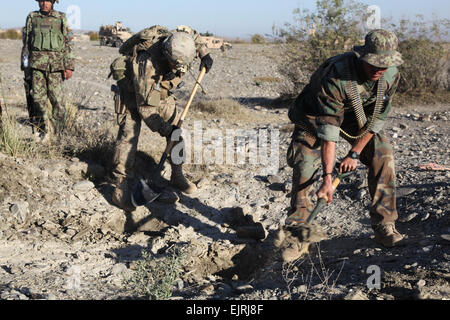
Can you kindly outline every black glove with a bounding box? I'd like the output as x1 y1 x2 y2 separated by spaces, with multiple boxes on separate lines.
200 54 213 73
163 71 177 81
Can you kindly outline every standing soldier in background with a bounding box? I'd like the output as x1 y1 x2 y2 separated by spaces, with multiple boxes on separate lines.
278 29 405 262
21 0 74 142
109 25 213 212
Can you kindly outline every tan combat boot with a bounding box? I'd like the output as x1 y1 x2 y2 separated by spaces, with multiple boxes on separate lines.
112 177 135 212
170 163 198 194
276 229 311 263
373 222 404 247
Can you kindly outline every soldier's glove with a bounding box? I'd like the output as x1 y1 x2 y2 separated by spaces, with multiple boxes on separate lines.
200 54 213 73
163 71 177 82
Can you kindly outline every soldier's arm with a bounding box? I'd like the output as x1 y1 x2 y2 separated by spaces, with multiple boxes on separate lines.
21 14 32 70
315 75 346 143
61 13 75 71
192 31 210 59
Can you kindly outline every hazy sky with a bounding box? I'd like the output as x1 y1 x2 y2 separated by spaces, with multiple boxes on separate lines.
1 0 448 37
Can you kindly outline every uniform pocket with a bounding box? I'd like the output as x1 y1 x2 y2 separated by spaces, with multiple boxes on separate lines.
146 89 161 108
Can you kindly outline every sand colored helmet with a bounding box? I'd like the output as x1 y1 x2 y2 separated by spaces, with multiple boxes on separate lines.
162 32 196 73
354 29 403 68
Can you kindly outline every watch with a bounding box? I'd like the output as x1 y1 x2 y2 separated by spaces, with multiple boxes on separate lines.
347 151 360 160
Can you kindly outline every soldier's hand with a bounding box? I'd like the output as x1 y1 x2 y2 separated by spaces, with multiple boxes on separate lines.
163 71 176 81
317 176 335 204
200 54 213 73
340 157 357 173
64 70 73 80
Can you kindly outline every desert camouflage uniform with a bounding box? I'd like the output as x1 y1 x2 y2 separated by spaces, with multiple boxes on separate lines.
286 30 403 230
111 26 210 209
21 9 74 134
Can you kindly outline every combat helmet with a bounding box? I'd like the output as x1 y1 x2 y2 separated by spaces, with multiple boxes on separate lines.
162 32 196 73
354 29 403 68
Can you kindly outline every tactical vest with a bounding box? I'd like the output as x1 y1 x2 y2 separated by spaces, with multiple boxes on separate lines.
31 14 64 52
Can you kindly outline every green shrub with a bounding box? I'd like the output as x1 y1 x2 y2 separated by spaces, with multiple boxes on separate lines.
274 0 368 97
124 247 186 300
388 16 450 93
0 29 21 40
275 0 450 100
251 34 266 44
88 31 99 41
0 116 35 158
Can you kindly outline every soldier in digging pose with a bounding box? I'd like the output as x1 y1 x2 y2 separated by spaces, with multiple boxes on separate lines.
110 25 213 212
21 0 74 142
279 29 405 262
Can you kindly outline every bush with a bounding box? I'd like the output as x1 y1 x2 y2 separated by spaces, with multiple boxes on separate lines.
251 34 266 44
274 0 450 100
124 247 186 300
388 16 450 93
0 29 21 40
88 31 99 41
274 0 368 97
0 116 35 158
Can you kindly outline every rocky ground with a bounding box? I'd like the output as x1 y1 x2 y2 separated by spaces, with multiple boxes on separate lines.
0 39 449 300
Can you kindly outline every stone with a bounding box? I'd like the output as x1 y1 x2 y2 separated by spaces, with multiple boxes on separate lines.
110 263 128 277
399 212 419 223
106 211 127 234
267 175 283 184
9 201 29 224
416 280 426 288
73 180 95 193
344 290 369 300
440 234 450 242
235 284 253 293
236 223 267 240
176 279 184 290
66 162 88 176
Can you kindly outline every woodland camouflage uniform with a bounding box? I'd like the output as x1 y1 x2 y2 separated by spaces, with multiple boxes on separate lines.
110 25 212 212
21 0 74 137
285 29 404 253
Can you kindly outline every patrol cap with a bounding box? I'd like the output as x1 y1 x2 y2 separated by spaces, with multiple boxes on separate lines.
162 31 196 73
354 29 403 68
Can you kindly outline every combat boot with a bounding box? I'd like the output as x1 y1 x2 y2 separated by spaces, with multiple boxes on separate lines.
373 222 404 247
112 177 136 212
170 163 197 194
281 233 311 263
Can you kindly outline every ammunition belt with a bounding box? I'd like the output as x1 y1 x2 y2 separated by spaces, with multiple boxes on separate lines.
340 60 385 140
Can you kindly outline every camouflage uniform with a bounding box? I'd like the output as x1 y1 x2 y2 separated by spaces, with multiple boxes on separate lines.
21 7 74 135
285 29 404 247
111 26 211 211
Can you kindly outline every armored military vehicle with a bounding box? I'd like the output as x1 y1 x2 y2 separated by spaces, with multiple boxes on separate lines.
201 36 232 51
99 22 133 47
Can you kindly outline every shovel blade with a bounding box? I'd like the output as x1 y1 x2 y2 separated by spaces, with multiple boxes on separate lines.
131 179 161 207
